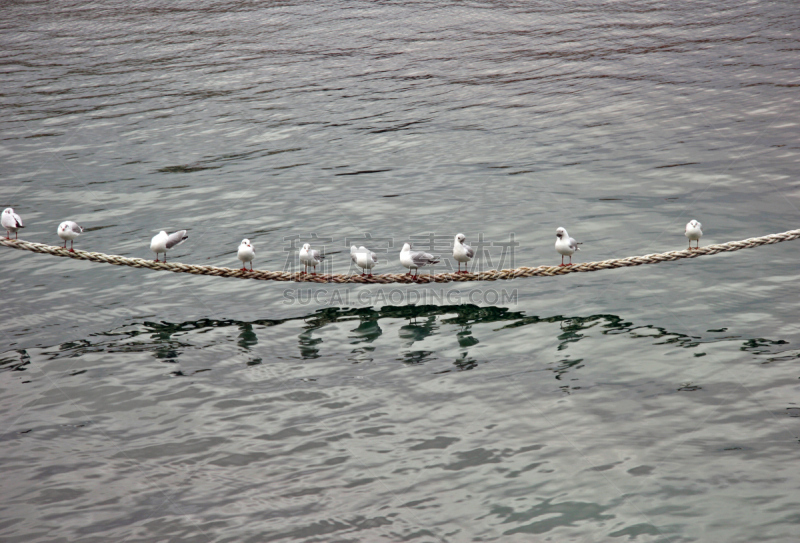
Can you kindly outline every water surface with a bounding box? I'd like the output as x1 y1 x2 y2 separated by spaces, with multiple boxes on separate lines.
2 1 800 541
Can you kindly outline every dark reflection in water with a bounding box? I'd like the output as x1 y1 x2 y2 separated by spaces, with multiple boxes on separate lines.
237 323 258 350
19 305 793 383
0 350 30 373
350 319 382 344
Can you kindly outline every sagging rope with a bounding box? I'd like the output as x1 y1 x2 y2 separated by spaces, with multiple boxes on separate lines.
1 229 799 284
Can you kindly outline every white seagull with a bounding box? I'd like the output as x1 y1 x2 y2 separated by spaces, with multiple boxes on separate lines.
453 233 475 274
237 238 255 271
555 227 582 266
685 220 702 250
400 242 440 279
351 245 378 276
2 208 24 239
150 230 188 262
299 243 325 275
57 221 83 251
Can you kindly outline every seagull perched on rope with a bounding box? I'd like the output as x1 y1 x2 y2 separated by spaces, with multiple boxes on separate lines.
57 221 83 252
453 233 475 274
685 220 702 250
2 208 23 239
299 243 325 274
400 243 440 279
555 227 582 266
351 245 378 276
150 230 188 262
237 238 255 271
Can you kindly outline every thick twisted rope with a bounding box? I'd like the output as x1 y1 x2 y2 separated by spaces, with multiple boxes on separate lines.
2 229 798 283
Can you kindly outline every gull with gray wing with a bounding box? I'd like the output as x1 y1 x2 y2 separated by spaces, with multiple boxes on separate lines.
300 243 325 275
57 221 83 251
400 243 440 279
150 230 188 262
351 245 378 276
555 227 581 266
453 233 475 274
2 208 24 240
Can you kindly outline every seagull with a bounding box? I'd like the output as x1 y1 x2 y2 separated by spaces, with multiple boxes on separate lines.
555 227 581 266
400 242 440 279
2 208 24 239
299 243 325 274
57 221 83 252
685 220 702 250
351 245 378 276
453 233 475 274
237 239 255 271
150 230 188 262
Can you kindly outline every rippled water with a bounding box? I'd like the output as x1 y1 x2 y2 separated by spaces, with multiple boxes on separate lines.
2 1 800 541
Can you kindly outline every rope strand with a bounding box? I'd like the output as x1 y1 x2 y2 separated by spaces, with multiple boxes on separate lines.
2 229 798 284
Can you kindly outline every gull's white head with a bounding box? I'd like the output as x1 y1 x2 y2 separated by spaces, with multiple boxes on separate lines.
241 238 250 246
359 246 367 251
159 230 167 236
59 222 68 232
302 243 310 251
3 208 13 215
687 220 701 229
350 245 358 253
456 233 466 243
402 243 411 251
556 227 567 239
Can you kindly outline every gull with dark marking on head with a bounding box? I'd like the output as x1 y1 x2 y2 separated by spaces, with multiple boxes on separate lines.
453 233 475 274
150 230 188 263
237 238 255 271
57 221 83 252
351 245 378 276
299 243 325 275
400 242 440 279
2 208 24 239
685 220 702 250
555 227 582 266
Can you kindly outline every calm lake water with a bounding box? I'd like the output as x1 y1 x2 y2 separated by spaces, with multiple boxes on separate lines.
2 1 800 541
